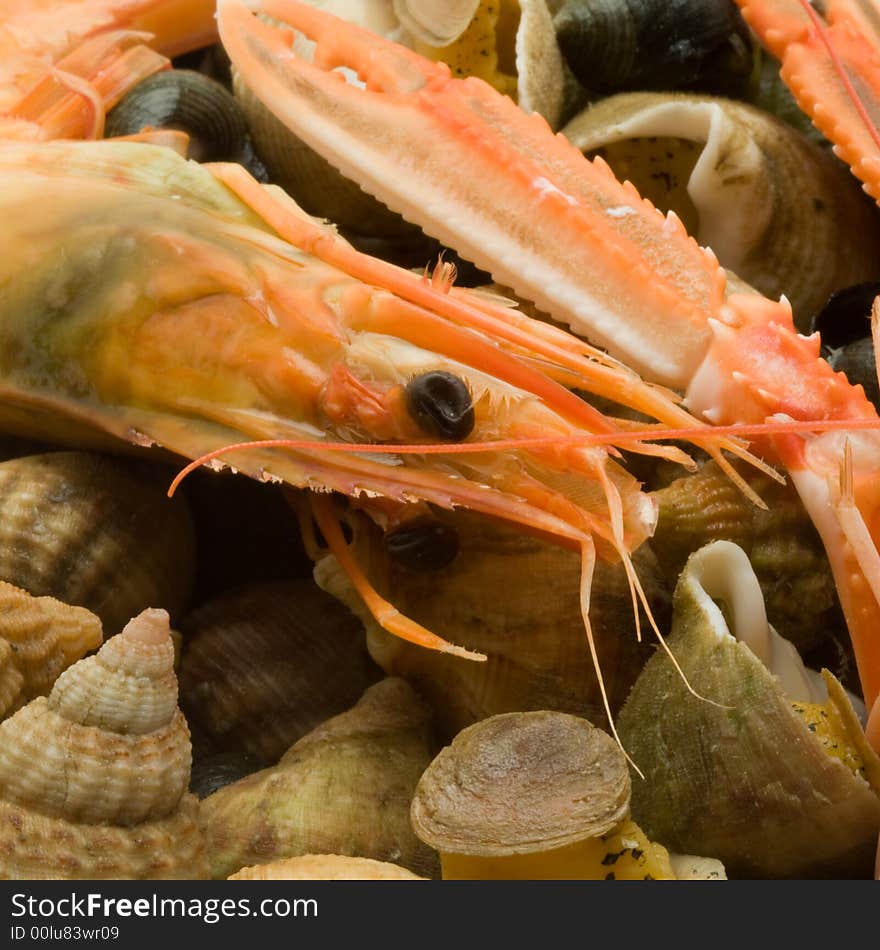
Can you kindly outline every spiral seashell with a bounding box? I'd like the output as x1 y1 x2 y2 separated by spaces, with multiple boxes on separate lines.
0 580 103 719
650 461 840 655
200 677 439 880
617 541 880 879
0 609 206 879
314 510 664 741
228 854 427 880
562 92 880 330
0 451 197 634
178 579 381 764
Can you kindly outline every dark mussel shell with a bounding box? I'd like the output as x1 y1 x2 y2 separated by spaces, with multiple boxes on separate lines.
106 69 267 178
811 281 880 411
554 0 754 99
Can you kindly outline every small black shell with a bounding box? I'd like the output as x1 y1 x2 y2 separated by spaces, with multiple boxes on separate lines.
106 69 267 178
811 281 880 411
554 0 754 99
384 519 460 572
405 371 475 441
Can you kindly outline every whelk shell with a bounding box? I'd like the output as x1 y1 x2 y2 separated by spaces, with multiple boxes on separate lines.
0 580 102 720
0 609 206 879
313 510 664 740
200 677 439 880
617 541 880 879
562 92 880 330
0 451 197 634
178 579 381 765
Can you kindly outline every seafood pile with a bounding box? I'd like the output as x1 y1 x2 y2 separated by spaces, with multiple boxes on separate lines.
2 0 880 880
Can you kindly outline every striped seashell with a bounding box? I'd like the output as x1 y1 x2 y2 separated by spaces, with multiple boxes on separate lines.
0 609 206 879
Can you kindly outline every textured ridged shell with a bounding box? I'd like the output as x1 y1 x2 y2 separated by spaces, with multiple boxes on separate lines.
617 542 880 879
0 794 205 880
0 580 102 719
0 610 189 826
179 580 380 764
563 92 880 330
0 609 205 879
0 452 196 634
200 678 439 880
315 511 663 740
411 711 630 856
651 461 839 654
229 853 427 879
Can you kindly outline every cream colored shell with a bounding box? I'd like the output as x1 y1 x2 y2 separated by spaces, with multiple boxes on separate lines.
0 608 205 879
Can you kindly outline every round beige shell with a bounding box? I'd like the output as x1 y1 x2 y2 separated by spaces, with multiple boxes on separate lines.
229 854 426 880
178 579 380 765
617 541 880 879
410 710 630 856
0 580 102 719
200 678 438 880
0 451 196 634
562 92 880 331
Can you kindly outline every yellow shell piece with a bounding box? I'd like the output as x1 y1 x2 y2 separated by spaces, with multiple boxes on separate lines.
791 671 880 792
412 0 519 98
440 819 676 880
229 854 427 880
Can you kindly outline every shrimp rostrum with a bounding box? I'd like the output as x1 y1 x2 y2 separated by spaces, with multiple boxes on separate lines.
0 137 763 735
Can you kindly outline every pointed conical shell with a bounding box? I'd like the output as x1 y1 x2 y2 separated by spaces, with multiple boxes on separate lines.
0 609 190 827
617 541 880 879
563 92 880 330
0 452 196 633
0 609 205 879
229 854 427 880
0 580 103 719
200 677 439 880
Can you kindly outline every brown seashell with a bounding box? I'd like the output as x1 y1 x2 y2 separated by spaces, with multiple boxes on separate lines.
651 461 840 655
314 511 665 740
0 451 197 633
200 677 439 880
229 854 427 880
0 609 206 879
0 580 102 719
179 579 381 765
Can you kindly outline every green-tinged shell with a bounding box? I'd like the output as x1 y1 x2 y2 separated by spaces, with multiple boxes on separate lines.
314 511 665 741
0 580 102 720
651 461 839 655
563 92 880 331
0 452 196 634
200 677 439 880
617 541 880 879
178 579 381 765
553 0 754 99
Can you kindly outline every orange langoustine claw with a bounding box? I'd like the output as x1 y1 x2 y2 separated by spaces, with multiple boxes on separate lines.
732 0 880 204
216 0 880 741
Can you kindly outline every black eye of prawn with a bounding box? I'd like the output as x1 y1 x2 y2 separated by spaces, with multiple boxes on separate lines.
384 519 460 572
405 371 475 441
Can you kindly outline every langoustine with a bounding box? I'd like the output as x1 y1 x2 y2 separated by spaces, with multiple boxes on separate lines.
214 0 880 745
